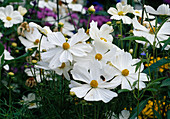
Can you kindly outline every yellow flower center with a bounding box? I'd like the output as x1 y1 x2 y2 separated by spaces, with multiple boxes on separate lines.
95 53 102 61
62 42 70 50
135 11 140 14
45 0 48 2
90 80 98 88
121 69 129 76
34 39 40 45
118 11 124 16
100 37 107 42
6 16 12 21
59 63 66 69
149 27 156 34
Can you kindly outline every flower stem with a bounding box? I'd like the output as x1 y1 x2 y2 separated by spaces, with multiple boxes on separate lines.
120 21 123 49
86 14 92 30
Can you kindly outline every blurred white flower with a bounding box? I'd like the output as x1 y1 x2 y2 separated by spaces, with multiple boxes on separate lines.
111 110 130 119
145 4 170 16
133 9 155 20
21 93 38 109
0 5 23 27
18 6 27 16
38 0 57 10
107 2 133 24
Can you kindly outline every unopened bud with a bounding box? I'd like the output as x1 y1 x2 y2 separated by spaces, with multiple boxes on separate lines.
32 60 37 64
129 49 133 54
88 5 95 14
12 42 17 47
8 72 14 76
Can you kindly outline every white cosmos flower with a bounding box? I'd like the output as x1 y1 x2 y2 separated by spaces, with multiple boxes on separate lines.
0 5 23 28
104 51 149 90
107 2 133 24
21 93 38 109
41 28 92 69
38 0 57 10
70 61 118 103
111 110 131 119
3 50 14 70
145 4 170 16
36 61 72 80
19 23 55 52
133 17 170 49
89 21 114 53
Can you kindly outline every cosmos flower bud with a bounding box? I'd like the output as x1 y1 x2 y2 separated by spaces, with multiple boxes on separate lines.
11 42 17 47
58 22 64 28
88 5 95 14
129 49 133 54
32 60 37 64
8 72 14 76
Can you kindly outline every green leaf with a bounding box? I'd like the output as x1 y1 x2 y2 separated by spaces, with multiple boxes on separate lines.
143 58 170 74
167 109 170 119
161 37 170 51
147 82 161 87
0 43 4 56
118 89 130 93
146 88 158 92
130 99 149 119
153 109 162 119
121 36 149 43
160 78 170 87
7 0 23 2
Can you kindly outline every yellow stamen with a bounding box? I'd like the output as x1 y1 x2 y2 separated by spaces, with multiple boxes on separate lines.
121 69 129 76
118 11 124 16
100 37 107 42
95 53 102 61
62 42 70 50
6 16 12 21
135 11 140 14
59 63 66 69
149 27 156 34
90 80 98 88
45 0 48 2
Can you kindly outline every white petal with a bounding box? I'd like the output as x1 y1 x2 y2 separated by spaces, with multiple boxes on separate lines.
5 5 13 16
47 32 66 47
119 110 130 119
107 7 118 16
121 16 132 24
84 88 118 103
116 2 123 12
71 65 91 84
59 50 73 62
69 28 89 46
133 17 148 32
70 84 91 98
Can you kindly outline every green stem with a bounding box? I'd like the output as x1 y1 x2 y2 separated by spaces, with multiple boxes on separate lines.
134 43 138 58
86 14 92 30
82 104 84 119
8 76 12 118
120 21 123 49
137 57 143 118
